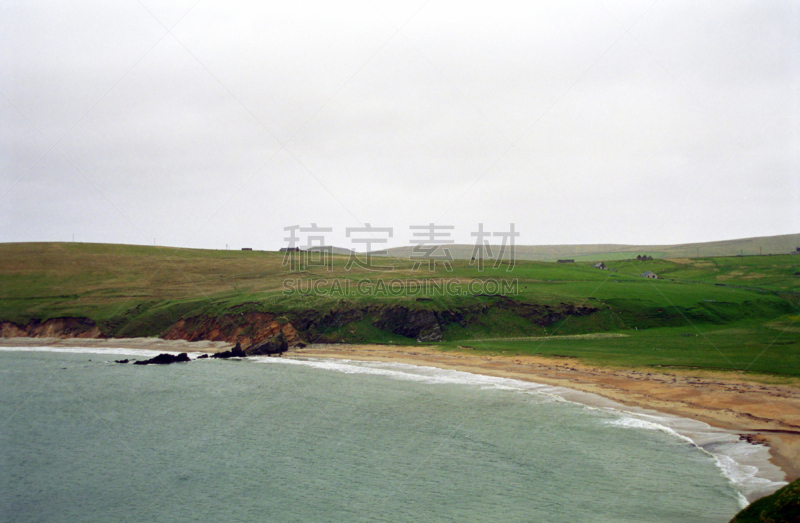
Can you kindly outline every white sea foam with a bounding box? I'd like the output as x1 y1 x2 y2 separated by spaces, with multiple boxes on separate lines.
258 357 565 399
260 355 788 505
606 415 695 443
0 345 204 359
606 413 786 506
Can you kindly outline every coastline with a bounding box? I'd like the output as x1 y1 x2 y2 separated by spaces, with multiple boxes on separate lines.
2 336 797 499
288 344 800 483
0 336 233 353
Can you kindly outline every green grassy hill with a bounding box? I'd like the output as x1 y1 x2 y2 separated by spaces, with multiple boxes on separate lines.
383 233 800 262
1 242 798 377
730 478 800 522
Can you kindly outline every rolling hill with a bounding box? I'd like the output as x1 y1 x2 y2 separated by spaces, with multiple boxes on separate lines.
382 233 800 262
0 240 798 376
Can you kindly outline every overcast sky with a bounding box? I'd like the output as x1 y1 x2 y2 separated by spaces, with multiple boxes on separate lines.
1 0 798 251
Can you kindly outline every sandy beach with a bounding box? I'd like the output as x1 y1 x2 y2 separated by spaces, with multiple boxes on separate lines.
3 336 798 484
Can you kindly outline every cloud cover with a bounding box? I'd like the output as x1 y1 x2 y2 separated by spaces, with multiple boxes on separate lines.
1 0 798 251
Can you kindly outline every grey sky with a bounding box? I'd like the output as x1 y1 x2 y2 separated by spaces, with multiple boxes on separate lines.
1 0 798 251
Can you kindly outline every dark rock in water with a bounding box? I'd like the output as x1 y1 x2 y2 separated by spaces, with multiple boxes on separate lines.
114 359 130 364
245 332 288 356
210 342 246 359
133 353 191 365
196 354 209 359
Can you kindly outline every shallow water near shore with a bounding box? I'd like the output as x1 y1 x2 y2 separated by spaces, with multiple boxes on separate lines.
0 347 781 522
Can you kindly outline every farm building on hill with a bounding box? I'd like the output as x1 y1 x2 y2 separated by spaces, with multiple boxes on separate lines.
594 262 607 269
557 259 574 263
279 247 302 252
641 271 658 279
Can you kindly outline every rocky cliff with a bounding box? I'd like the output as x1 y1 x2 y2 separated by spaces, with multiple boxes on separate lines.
0 317 102 338
0 300 598 348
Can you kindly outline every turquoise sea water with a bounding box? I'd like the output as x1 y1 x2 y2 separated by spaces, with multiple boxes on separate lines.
0 348 771 522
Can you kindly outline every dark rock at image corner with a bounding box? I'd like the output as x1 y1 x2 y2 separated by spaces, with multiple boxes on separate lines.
133 353 191 365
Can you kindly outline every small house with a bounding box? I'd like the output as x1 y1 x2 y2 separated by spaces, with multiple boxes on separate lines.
641 271 658 279
594 262 606 270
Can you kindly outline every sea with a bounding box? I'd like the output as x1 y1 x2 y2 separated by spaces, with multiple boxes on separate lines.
0 346 788 523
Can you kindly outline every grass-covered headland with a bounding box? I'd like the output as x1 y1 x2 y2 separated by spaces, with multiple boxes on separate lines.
1 242 798 378
730 477 800 522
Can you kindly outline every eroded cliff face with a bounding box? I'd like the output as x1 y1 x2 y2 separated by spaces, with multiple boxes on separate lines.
0 300 598 347
162 312 302 348
0 317 102 338
289 300 598 343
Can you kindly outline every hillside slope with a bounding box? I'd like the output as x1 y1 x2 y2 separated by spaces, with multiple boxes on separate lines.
1 241 798 376
730 478 800 522
383 233 800 261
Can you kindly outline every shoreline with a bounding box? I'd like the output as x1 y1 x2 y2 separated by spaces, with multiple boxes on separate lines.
2 336 798 498
288 344 800 482
287 344 800 492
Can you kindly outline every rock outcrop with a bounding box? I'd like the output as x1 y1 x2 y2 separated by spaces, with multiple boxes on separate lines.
493 299 597 326
373 306 443 342
210 343 246 359
290 300 598 343
162 312 303 348
244 332 289 356
0 299 599 348
0 317 101 338
133 353 190 365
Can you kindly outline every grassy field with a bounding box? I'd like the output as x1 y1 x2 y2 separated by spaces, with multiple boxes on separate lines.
384 233 800 261
1 242 798 377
